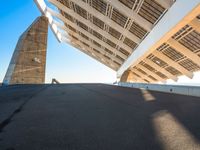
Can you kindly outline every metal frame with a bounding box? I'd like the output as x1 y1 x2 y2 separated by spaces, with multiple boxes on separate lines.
117 0 200 83
34 0 173 72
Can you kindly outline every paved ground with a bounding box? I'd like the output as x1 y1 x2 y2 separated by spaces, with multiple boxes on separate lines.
0 84 200 150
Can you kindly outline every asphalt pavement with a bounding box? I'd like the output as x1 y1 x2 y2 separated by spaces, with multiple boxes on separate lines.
0 84 200 150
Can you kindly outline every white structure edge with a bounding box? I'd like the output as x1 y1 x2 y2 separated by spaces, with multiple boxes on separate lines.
34 0 62 42
118 82 200 97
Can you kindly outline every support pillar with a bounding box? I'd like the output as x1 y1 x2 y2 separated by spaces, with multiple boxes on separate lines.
3 16 48 85
120 70 134 82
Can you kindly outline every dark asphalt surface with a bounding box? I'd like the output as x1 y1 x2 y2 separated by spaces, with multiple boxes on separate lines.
0 84 200 150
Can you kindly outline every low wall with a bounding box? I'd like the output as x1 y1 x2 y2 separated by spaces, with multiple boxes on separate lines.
118 82 200 97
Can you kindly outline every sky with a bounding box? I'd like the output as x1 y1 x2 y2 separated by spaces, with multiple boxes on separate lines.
0 0 200 85
0 0 116 83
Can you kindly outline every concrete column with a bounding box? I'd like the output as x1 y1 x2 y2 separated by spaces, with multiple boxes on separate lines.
120 70 134 82
3 16 48 85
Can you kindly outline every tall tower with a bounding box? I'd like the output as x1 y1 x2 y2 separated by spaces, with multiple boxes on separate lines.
3 16 48 85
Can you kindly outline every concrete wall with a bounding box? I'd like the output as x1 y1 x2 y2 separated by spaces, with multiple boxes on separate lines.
118 82 200 97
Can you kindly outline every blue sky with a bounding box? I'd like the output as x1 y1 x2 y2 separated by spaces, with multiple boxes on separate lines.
0 0 116 83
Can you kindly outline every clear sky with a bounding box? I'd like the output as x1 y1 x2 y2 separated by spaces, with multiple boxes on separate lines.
0 0 116 83
0 0 200 85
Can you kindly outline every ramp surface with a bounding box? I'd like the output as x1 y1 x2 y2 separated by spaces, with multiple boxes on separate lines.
0 84 200 150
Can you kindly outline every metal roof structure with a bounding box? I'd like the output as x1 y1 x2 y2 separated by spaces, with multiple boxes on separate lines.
35 0 200 83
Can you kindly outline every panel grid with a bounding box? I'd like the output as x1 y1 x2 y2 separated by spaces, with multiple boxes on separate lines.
57 0 70 8
118 0 138 9
68 25 77 33
92 16 105 29
91 0 107 15
162 47 185 62
71 35 78 41
141 62 166 79
104 54 111 60
144 79 150 83
172 25 193 40
60 10 74 22
138 0 166 24
137 68 147 75
129 21 148 39
179 31 200 53
80 41 90 47
142 63 156 72
150 56 168 68
80 32 89 40
179 59 200 71
165 66 182 76
93 40 101 47
157 43 169 51
132 72 141 78
92 30 103 40
119 47 130 57
74 4 88 19
116 55 125 62
155 71 167 79
108 26 122 39
105 48 113 55
111 8 128 27
41 0 176 72
93 48 100 53
104 38 116 48
114 61 121 66
148 75 157 81
76 21 89 31
123 37 137 49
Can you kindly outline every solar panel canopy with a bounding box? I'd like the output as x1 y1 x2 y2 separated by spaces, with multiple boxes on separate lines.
35 0 200 83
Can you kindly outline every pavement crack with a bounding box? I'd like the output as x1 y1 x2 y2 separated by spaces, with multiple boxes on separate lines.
79 84 139 108
0 85 50 133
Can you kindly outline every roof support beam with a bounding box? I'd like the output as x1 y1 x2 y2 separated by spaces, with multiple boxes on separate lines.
70 38 122 65
49 0 141 45
49 9 127 59
75 40 119 69
154 0 174 9
131 68 155 83
47 8 119 47
135 78 149 83
117 0 200 78
34 0 62 42
105 0 152 31
153 51 193 79
82 50 117 70
60 28 123 64
130 71 150 83
69 40 118 70
136 64 166 82
129 75 143 83
189 18 200 33
130 73 148 83
144 59 178 81
167 38 200 66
